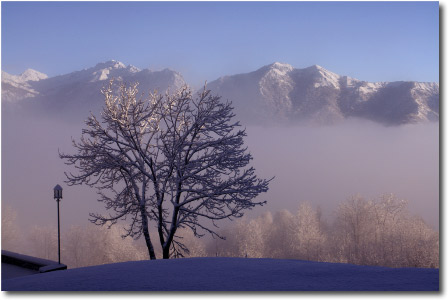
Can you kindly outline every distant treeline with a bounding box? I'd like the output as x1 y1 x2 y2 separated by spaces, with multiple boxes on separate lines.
2 194 438 269
210 194 438 268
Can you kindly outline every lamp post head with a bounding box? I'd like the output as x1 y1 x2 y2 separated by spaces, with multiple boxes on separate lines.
54 184 63 200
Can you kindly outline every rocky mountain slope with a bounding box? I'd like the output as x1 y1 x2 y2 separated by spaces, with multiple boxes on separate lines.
207 62 439 125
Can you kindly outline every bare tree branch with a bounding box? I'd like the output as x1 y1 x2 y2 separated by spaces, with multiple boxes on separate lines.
60 80 272 259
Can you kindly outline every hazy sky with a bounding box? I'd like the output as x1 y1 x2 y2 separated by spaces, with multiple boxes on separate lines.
1 1 439 86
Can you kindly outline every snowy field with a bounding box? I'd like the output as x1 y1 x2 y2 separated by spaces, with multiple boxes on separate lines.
1 257 438 291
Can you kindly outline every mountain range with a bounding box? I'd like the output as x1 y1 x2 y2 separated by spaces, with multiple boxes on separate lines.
207 62 439 125
2 60 185 121
2 60 439 125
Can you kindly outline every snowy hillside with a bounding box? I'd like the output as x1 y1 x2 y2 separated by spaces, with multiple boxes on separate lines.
207 63 439 125
1 60 186 121
2 257 438 291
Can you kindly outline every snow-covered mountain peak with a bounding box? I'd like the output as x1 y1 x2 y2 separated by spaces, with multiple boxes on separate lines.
259 62 294 91
300 65 340 88
112 61 126 69
2 60 439 126
90 60 139 82
413 82 439 92
2 69 48 84
312 64 325 70
94 60 127 71
1 71 16 83
302 64 321 70
1 69 47 102
267 62 294 75
20 69 48 82
207 62 439 126
128 65 141 73
303 64 333 75
2 60 187 116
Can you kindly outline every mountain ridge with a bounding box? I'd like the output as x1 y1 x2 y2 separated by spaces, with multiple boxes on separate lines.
2 60 439 125
207 62 439 125
1 60 186 122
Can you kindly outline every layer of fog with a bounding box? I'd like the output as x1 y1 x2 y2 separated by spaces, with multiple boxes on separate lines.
1 112 439 240
1 112 104 231
244 120 439 228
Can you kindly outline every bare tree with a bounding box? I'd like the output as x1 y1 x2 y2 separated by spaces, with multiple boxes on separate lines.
27 225 58 261
332 193 439 268
264 210 296 258
210 212 272 258
173 228 207 258
370 194 408 265
222 218 265 258
63 224 146 268
60 81 271 259
333 195 374 264
1 205 21 252
201 192 438 268
293 202 326 261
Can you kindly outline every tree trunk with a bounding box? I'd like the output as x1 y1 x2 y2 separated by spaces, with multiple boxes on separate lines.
162 245 170 259
162 206 180 259
162 226 177 259
140 206 156 260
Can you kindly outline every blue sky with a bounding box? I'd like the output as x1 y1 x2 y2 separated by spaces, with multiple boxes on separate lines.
1 1 439 86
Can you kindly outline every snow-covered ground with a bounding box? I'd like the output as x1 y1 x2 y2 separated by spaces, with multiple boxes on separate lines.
1 257 438 291
1 263 38 279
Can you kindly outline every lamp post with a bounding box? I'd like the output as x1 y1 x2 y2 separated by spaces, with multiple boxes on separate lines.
53 184 63 264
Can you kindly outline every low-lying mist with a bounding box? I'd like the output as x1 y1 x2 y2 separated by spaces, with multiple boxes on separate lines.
244 120 439 228
1 112 439 251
